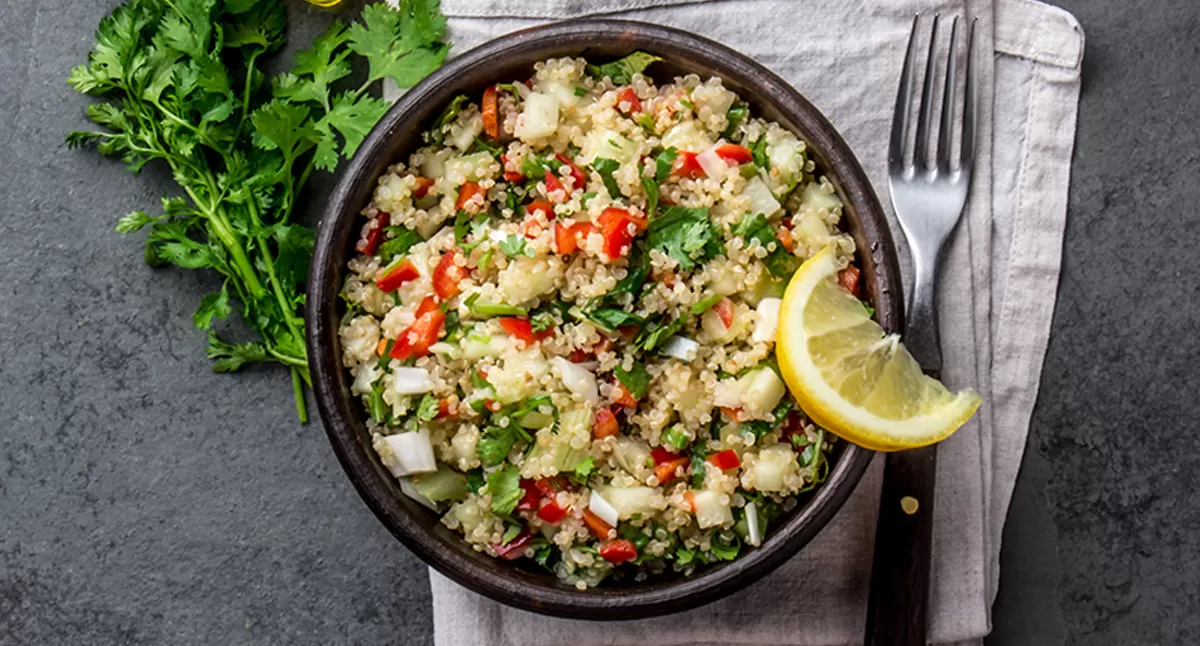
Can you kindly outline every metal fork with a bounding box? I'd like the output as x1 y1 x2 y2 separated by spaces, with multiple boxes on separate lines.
865 14 977 646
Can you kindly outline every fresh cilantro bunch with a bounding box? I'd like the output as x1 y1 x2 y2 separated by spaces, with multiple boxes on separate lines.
65 0 449 421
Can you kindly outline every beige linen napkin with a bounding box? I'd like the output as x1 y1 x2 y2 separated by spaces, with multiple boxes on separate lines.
382 0 1084 643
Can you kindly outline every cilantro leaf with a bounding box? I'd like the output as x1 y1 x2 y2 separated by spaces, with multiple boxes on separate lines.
193 286 232 331
635 316 684 353
654 147 679 183
645 206 724 271
722 104 748 139
571 456 596 484
592 157 622 199
416 394 440 421
613 362 651 400
378 226 423 263
487 465 523 516
689 442 709 488
498 234 534 259
347 1 449 88
731 213 797 278
476 426 520 467
691 293 723 315
587 308 645 331
429 95 467 145
586 51 662 85
465 468 486 495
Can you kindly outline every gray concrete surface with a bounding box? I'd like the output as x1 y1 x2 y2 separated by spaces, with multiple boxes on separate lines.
0 1 1195 644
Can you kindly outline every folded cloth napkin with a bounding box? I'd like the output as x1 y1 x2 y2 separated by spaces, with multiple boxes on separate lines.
382 0 1084 643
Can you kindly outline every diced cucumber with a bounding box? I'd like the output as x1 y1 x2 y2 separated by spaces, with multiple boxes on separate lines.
747 443 799 492
516 92 559 140
445 151 495 184
593 485 658 520
413 466 468 503
767 135 805 185
690 490 733 529
580 128 636 165
740 368 786 418
661 120 713 153
800 181 843 213
743 176 781 218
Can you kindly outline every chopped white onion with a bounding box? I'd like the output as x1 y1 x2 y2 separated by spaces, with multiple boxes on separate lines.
428 342 461 359
551 356 599 404
381 429 437 476
391 367 435 394
744 176 781 218
745 501 762 547
516 92 559 140
399 477 439 511
488 229 508 243
752 297 782 343
660 335 700 361
713 377 749 408
697 147 728 180
588 489 620 528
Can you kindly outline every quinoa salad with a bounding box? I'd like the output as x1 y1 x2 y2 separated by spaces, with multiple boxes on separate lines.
337 53 861 588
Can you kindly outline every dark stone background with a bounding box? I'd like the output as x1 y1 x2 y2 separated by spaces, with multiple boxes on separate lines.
0 1 1194 644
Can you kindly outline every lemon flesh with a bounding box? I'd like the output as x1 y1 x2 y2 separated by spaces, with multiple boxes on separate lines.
775 245 981 452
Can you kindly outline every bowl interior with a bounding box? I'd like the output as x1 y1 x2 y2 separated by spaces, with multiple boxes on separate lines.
308 19 900 619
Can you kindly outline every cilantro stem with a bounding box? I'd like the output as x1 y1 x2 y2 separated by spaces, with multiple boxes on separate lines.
291 367 308 423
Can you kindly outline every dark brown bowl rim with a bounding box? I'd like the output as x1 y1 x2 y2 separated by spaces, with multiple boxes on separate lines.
307 19 901 620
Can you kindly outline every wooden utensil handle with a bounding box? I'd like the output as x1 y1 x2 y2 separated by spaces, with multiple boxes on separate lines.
864 444 938 646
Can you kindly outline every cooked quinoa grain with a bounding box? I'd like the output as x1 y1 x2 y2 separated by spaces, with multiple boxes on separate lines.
339 53 860 587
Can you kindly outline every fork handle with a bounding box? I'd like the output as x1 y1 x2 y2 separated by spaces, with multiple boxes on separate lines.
865 443 938 646
902 249 943 373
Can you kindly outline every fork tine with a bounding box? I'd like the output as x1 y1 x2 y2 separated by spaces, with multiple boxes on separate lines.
960 18 978 172
889 15 921 171
936 17 960 171
913 14 940 171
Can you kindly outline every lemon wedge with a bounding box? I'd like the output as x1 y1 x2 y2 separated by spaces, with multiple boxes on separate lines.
775 245 981 451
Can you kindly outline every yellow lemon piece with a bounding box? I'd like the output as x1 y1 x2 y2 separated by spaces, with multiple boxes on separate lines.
775 245 981 451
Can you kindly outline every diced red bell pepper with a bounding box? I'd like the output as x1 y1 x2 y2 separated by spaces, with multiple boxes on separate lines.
593 407 620 439
582 508 613 539
455 181 486 213
435 398 456 419
707 449 742 471
654 457 690 485
714 143 753 164
516 479 541 512
433 252 466 299
671 151 706 179
598 539 638 564
714 298 734 329
494 531 534 560
412 176 435 199
650 447 681 465
684 491 697 512
533 478 558 497
415 294 439 318
616 87 642 114
536 500 568 525
554 153 587 190
355 213 390 256
375 258 420 293
613 382 638 408
838 266 861 296
526 200 555 220
543 172 567 202
498 317 552 346
720 406 745 422
596 207 648 261
776 226 794 252
554 221 597 255
481 85 499 139
501 154 524 182
593 337 615 354
389 308 445 360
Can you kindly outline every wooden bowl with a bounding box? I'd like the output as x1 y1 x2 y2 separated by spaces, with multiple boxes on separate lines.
307 19 900 620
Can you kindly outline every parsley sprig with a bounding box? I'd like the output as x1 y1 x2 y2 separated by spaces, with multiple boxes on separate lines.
66 0 449 421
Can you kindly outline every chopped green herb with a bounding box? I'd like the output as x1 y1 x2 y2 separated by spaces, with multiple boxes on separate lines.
469 366 490 390
750 135 769 168
581 191 599 207
377 227 423 263
862 300 875 318
690 442 709 488
478 248 495 270
529 310 557 333
675 548 697 565
645 206 724 271
592 157 622 199
679 97 694 111
532 538 557 571
586 51 661 85
587 308 645 331
634 315 684 353
465 468 486 495
571 456 596 484
654 147 679 183
573 85 588 97
619 524 652 551
731 212 797 278
469 136 503 159
691 293 723 315
613 362 651 400
710 535 741 561
430 95 468 145
596 244 650 306
500 523 522 545
498 234 535 259
487 465 523 516
638 114 657 134
368 382 388 423
722 104 748 139
416 393 440 421
477 425 527 466
662 426 690 452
